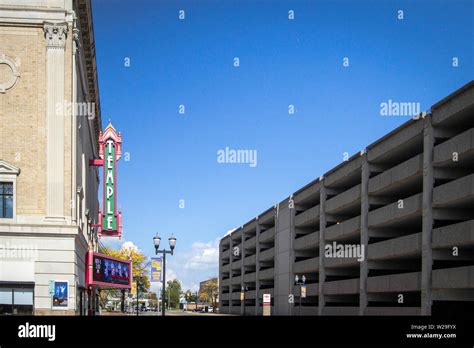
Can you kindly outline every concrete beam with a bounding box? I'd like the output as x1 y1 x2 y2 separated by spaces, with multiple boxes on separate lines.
367 120 424 164
368 232 421 260
431 81 474 127
432 249 474 261
294 204 320 228
325 216 360 242
433 173 474 207
325 278 360 295
325 268 359 277
369 154 422 196
368 260 419 270
326 184 361 214
432 265 474 289
322 306 359 315
367 272 421 293
433 289 474 301
369 228 407 238
325 156 363 188
433 128 474 167
434 167 472 180
365 307 420 315
259 226 275 243
368 193 422 228
432 219 474 248
294 230 319 251
433 208 473 220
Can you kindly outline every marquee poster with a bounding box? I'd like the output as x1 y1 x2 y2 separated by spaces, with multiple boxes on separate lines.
86 252 132 289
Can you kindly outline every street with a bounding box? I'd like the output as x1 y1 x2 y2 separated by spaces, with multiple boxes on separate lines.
103 310 231 316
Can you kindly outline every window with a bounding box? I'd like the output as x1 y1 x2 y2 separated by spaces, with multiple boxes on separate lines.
0 182 13 218
0 160 19 219
0 284 34 315
12 287 34 315
0 288 13 315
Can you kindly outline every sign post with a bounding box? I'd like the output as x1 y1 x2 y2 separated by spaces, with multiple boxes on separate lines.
263 293 271 316
49 280 54 311
48 280 55 295
300 285 306 315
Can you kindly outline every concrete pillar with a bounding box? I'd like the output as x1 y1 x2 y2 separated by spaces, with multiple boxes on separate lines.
273 199 294 315
255 220 260 316
318 179 326 315
218 242 223 313
273 203 280 315
421 115 434 315
44 22 68 221
229 238 233 314
359 155 369 315
241 233 245 315
289 196 295 316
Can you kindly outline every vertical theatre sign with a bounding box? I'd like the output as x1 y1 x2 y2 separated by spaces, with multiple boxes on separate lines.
90 123 123 238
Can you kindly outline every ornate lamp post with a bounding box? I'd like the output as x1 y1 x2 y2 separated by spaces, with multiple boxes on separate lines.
153 233 176 316
295 274 306 316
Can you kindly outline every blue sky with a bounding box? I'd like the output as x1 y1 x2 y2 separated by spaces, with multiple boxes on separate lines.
92 0 473 291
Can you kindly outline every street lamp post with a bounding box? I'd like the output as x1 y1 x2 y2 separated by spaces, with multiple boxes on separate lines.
136 277 139 317
153 233 177 317
294 274 306 316
195 291 198 312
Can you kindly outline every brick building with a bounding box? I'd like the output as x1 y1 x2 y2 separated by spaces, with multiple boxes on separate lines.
0 0 102 315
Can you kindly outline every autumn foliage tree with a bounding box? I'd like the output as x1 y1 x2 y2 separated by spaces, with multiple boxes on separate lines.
198 278 219 312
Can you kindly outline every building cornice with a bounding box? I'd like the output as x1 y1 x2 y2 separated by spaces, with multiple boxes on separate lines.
75 0 102 146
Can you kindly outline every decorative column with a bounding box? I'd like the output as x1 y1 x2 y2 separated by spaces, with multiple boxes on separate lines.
44 22 68 221
421 115 434 315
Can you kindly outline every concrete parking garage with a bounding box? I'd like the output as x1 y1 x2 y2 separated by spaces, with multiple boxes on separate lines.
219 81 474 316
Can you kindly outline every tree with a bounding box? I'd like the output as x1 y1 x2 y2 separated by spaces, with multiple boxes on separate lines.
165 279 182 309
148 292 158 307
184 289 197 303
199 278 218 312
